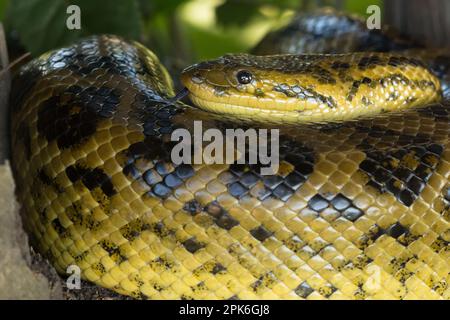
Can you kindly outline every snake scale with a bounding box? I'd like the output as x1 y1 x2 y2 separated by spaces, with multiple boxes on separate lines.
10 9 450 299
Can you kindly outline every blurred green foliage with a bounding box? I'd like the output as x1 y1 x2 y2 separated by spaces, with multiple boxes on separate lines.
0 0 382 63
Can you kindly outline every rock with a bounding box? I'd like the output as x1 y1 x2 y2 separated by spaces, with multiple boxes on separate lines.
0 163 62 299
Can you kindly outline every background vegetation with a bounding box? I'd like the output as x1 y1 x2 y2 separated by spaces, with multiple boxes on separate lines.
0 0 381 65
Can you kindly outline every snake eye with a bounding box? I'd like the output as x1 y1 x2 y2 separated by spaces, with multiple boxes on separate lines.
236 70 253 84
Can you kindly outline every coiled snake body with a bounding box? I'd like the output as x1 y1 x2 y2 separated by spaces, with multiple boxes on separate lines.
10 11 450 299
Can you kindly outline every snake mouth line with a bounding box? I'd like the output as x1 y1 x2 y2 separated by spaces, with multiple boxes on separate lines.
182 80 317 122
186 90 306 122
185 90 372 123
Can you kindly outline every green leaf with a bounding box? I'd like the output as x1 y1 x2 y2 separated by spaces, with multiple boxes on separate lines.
216 0 261 27
215 0 300 27
9 0 76 55
74 0 141 38
345 0 383 16
143 0 189 17
0 0 9 22
9 0 141 56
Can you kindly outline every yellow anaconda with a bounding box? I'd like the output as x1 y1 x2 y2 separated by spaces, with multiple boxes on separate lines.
10 29 450 300
251 7 421 55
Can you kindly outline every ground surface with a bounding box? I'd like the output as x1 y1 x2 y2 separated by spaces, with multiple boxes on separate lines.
0 163 61 299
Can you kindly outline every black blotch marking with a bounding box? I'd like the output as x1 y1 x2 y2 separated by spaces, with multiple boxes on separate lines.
319 285 337 298
100 239 127 264
250 225 273 242
124 140 194 200
122 163 141 180
330 194 351 211
51 218 66 236
342 207 364 222
250 272 277 293
331 62 350 70
92 262 106 276
66 165 116 197
272 183 294 201
175 164 195 179
240 172 259 188
130 93 183 137
357 222 413 250
120 218 150 241
294 281 314 298
388 255 417 284
308 194 328 212
126 137 179 166
358 55 382 69
66 52 127 78
152 183 171 199
352 254 374 269
74 251 89 264
317 122 346 133
183 200 203 215
228 182 248 199
396 230 420 247
37 85 121 149
183 237 204 254
38 168 63 193
225 139 315 202
164 173 182 188
274 83 337 108
359 143 443 207
388 56 417 67
308 193 363 222
285 235 306 253
386 222 408 239
211 263 226 275
346 77 372 102
305 66 337 84
205 201 239 230
380 74 411 89
442 185 450 222
149 222 173 238
358 223 384 247
37 169 53 186
430 236 449 253
150 257 175 273
65 201 98 230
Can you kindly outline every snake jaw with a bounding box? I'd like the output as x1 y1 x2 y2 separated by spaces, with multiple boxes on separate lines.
181 61 304 116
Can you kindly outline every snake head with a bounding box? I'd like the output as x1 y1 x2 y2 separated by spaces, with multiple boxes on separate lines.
181 52 442 123
181 54 264 97
180 53 314 120
180 53 347 123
